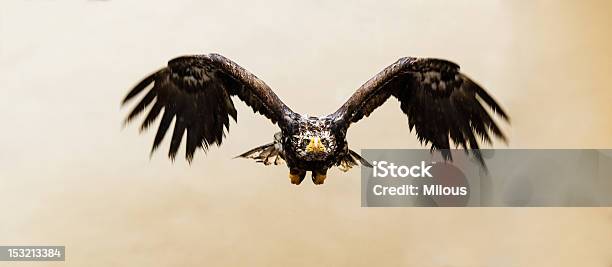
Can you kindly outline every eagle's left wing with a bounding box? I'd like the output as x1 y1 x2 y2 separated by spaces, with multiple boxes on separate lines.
122 54 293 162
331 57 509 163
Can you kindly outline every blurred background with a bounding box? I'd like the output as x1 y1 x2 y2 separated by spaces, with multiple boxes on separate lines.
1 0 611 266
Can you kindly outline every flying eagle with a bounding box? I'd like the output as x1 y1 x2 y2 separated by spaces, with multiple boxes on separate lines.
122 54 508 185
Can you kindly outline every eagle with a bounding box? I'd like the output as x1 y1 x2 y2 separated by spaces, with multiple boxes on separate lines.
122 54 508 185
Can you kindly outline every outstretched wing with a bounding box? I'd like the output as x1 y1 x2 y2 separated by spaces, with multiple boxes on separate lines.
122 53 293 162
332 57 509 163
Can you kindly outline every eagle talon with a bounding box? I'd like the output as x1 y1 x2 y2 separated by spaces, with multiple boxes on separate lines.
312 170 327 185
289 169 306 185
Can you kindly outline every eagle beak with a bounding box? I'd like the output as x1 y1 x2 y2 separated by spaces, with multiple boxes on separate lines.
306 137 326 153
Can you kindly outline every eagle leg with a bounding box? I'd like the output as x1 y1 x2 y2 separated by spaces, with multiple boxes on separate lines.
312 169 328 185
289 169 306 185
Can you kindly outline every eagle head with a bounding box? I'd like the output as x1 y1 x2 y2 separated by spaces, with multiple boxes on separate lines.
291 117 337 161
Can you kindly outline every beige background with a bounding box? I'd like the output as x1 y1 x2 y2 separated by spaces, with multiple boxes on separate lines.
1 0 612 266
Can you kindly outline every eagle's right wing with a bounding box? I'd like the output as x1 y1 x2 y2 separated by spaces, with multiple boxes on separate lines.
122 53 293 162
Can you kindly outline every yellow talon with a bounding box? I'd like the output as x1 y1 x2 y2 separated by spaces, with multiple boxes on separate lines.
289 170 305 185
313 173 327 185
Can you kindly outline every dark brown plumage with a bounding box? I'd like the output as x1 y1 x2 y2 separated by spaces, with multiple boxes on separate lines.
122 54 292 162
331 57 508 164
122 54 508 185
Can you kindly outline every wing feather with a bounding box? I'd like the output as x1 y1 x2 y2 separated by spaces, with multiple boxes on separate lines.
152 108 174 155
140 102 163 132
